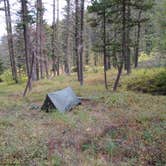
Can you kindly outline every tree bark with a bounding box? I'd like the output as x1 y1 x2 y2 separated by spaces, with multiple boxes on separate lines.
38 0 44 78
135 10 142 68
79 0 84 85
23 51 35 97
52 0 56 76
64 0 71 74
113 0 126 91
4 0 18 83
56 0 60 76
75 0 80 81
21 0 31 89
113 65 123 91
36 0 40 80
103 8 108 89
126 0 131 74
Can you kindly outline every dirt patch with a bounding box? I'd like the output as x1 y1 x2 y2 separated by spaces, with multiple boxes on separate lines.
81 99 109 112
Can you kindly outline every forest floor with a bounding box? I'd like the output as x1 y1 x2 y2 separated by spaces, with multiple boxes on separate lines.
0 68 166 166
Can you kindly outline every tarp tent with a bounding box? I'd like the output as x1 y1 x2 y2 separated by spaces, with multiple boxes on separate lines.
41 87 81 112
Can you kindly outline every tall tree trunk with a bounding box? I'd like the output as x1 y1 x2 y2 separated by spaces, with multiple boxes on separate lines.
103 8 108 89
75 0 80 81
56 0 60 76
36 0 40 80
21 0 31 89
113 0 126 91
64 0 71 74
38 0 44 78
4 0 18 83
36 0 44 79
79 0 84 85
126 0 131 74
135 10 142 68
52 0 56 76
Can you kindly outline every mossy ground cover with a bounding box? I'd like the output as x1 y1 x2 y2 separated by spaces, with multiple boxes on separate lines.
0 68 166 165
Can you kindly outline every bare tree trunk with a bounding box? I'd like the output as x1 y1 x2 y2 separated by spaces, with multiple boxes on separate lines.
4 0 18 83
135 10 142 68
107 56 111 70
39 0 44 78
36 0 44 79
56 0 60 76
23 51 35 97
103 8 108 89
75 0 80 81
113 0 126 91
113 65 123 91
64 0 71 75
52 0 56 76
79 0 84 85
126 0 131 74
36 0 40 80
44 49 49 78
21 0 31 90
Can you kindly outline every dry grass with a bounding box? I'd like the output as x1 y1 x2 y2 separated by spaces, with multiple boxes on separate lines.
0 70 166 165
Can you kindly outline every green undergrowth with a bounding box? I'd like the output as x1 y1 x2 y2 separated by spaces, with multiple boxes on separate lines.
123 67 166 95
0 68 166 165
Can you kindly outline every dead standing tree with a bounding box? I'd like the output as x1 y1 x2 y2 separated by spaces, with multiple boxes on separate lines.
3 0 18 83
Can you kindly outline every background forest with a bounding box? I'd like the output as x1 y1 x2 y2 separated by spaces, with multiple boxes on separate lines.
0 0 165 92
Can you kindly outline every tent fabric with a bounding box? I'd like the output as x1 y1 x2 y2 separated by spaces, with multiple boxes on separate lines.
41 87 81 112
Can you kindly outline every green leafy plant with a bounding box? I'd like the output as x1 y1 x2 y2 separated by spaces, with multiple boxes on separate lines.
0 69 15 85
124 68 166 95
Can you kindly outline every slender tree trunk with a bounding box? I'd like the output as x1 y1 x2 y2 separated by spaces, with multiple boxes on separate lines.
79 0 84 85
75 0 80 81
23 51 35 97
94 53 97 66
44 49 49 78
107 56 111 70
56 0 60 75
4 0 18 83
112 30 117 68
39 0 44 78
85 45 89 65
21 0 31 89
36 0 40 80
84 24 90 65
113 0 126 91
135 10 142 68
52 0 56 76
126 0 131 74
103 8 108 89
64 0 71 74
113 65 123 91
36 0 44 79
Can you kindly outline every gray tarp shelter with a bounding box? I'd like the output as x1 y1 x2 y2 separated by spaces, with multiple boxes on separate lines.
41 87 81 112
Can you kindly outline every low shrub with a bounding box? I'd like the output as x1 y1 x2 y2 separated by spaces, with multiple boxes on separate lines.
0 70 15 85
139 52 154 62
0 69 27 85
124 68 166 95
